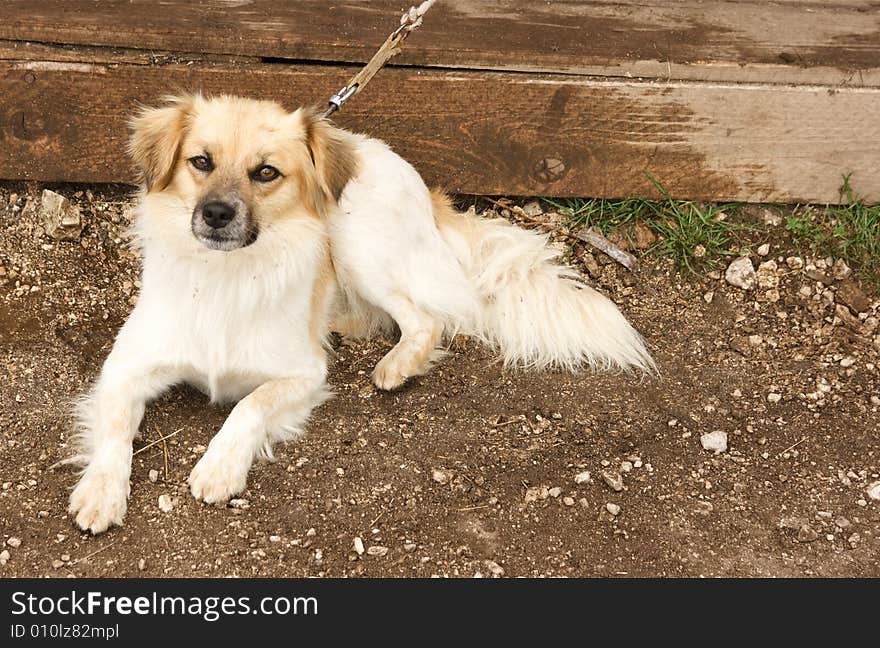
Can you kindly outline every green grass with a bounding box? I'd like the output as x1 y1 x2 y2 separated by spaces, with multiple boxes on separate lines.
785 175 880 283
545 174 749 274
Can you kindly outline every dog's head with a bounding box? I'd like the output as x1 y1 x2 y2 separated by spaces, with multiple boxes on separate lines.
129 94 357 251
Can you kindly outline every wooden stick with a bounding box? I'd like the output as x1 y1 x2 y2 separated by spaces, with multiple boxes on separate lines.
483 198 640 272
323 1 436 117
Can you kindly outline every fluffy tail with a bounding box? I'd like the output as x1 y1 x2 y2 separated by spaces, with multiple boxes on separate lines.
432 190 655 373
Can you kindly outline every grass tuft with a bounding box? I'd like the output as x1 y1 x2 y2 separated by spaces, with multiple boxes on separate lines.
786 175 880 283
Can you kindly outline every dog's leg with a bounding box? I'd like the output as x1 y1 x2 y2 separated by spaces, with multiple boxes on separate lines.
372 296 444 391
188 375 327 504
68 359 178 534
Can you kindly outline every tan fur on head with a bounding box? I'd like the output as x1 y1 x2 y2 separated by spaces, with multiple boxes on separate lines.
128 94 197 192
296 107 358 207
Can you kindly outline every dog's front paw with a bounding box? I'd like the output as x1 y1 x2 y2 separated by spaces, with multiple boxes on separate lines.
68 466 130 534
188 445 250 504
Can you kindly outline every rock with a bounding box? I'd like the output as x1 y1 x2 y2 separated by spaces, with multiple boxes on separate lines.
796 524 819 543
484 560 505 577
353 536 365 555
521 201 544 217
605 503 621 516
867 481 880 501
805 268 833 285
786 256 804 270
229 498 250 509
834 517 851 530
836 281 870 314
40 190 83 241
767 393 782 404
725 257 756 290
52 559 65 569
157 494 173 513
601 471 624 492
548 486 563 498
138 558 146 571
148 469 159 483
693 244 706 259
524 485 549 503
700 430 728 454
757 243 771 256
756 261 779 289
574 470 591 484
0 549 9 565
832 259 851 280
431 469 450 485
563 496 575 506
6 537 21 548
366 545 388 557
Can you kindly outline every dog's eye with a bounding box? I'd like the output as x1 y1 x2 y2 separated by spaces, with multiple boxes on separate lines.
189 156 212 172
253 165 280 183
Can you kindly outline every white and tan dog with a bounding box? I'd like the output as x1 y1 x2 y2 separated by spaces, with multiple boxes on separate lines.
68 94 654 533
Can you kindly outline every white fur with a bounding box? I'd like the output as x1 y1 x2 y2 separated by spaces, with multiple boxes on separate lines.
68 102 653 533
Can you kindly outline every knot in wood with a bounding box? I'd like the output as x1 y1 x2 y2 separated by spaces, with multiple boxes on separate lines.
533 157 566 183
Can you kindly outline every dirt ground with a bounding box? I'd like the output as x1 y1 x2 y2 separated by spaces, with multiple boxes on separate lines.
1 182 878 578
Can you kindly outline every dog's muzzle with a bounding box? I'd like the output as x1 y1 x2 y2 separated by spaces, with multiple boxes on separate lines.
191 196 258 251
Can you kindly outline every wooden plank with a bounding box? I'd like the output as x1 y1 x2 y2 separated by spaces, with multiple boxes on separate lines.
1 1 879 86
2 58 878 203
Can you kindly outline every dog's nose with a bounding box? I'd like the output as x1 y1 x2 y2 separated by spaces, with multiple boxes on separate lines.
202 201 236 229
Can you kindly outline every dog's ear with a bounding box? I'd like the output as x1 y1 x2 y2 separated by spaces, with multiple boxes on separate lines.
296 107 358 204
128 95 196 191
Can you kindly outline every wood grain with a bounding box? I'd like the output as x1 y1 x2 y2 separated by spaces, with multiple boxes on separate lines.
2 58 877 203
1 1 878 86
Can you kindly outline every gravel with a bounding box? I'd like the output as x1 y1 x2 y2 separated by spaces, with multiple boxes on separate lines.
700 430 728 454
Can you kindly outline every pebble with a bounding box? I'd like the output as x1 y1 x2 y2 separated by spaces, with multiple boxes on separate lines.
700 430 728 454
138 558 146 571
548 487 563 498
148 469 159 483
6 537 21 548
620 461 633 473
563 496 575 506
835 517 851 529
786 256 804 270
796 524 819 543
867 482 880 501
605 503 621 516
229 498 250 509
485 560 505 577
725 257 756 290
366 545 388 557
0 549 9 565
601 471 624 492
158 494 173 513
52 559 65 569
767 393 782 403
431 469 450 485
524 485 549 503
40 189 83 241
353 537 365 555
757 243 771 256
574 470 591 484
832 258 851 280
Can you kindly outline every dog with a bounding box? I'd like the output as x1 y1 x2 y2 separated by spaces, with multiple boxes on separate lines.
67 94 654 533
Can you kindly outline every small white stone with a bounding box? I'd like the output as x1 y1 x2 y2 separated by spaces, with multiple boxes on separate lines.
700 431 728 454
432 469 450 485
725 257 756 290
757 243 771 256
867 482 880 501
353 536 365 555
767 393 782 403
563 496 575 506
269 535 281 543
574 471 591 484
839 357 855 368
548 486 563 498
0 549 10 565
605 503 621 516
138 558 146 571
229 498 250 509
620 461 633 473
158 494 173 513
366 545 388 557
148 469 159 483
6 537 21 548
